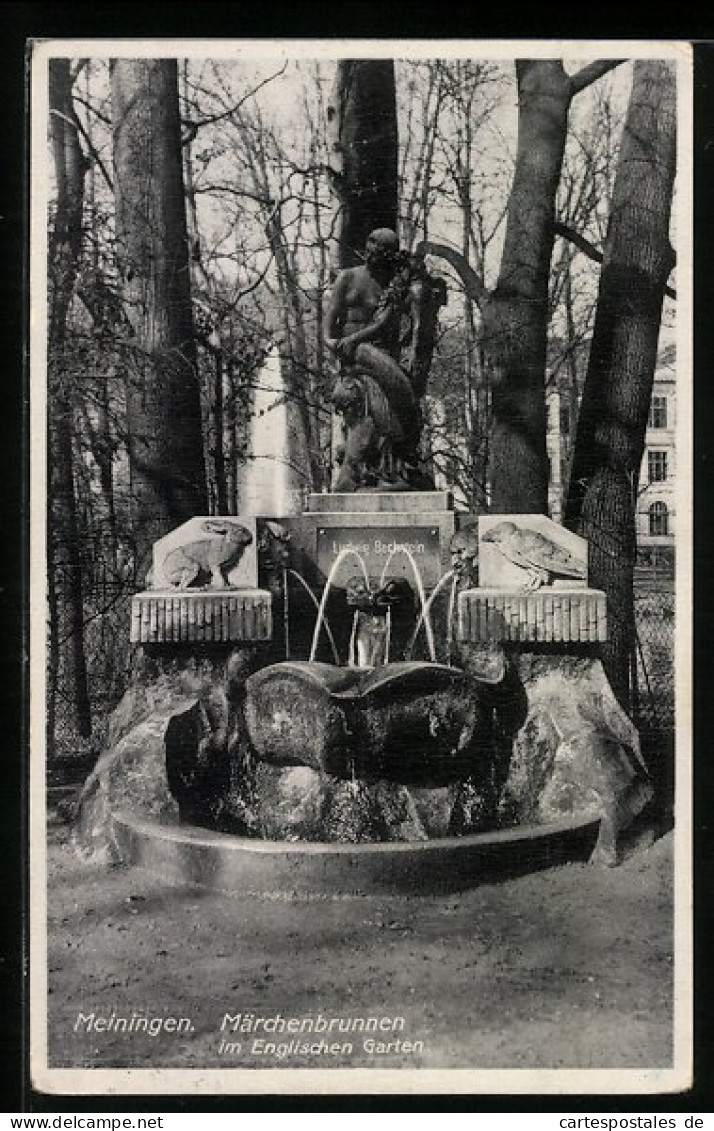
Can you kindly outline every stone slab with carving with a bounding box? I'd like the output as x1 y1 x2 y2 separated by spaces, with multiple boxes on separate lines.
456 514 605 644
148 516 258 591
131 515 285 644
479 514 588 591
288 491 455 592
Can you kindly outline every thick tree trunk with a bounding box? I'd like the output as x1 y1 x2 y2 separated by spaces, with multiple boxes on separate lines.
565 61 676 705
48 58 93 741
111 60 207 576
328 61 399 268
311 171 330 490
484 61 572 514
49 61 85 342
46 546 59 742
418 60 620 517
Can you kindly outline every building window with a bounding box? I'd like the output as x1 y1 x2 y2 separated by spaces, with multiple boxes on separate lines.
649 501 669 536
649 395 668 429
648 450 668 482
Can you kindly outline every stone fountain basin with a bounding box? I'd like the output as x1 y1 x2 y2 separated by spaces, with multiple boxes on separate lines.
244 660 496 787
111 809 601 896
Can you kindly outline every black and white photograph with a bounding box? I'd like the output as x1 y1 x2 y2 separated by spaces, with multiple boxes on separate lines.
29 39 691 1096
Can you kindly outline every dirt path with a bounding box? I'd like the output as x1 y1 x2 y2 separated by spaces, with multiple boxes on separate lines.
44 820 674 1072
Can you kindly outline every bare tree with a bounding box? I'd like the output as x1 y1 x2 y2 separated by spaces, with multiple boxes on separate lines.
565 61 676 704
483 59 623 513
421 59 623 513
48 58 92 741
111 59 207 575
327 60 399 268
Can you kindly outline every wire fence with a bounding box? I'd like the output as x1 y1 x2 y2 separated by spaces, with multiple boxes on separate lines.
632 570 675 726
48 567 134 776
632 565 676 803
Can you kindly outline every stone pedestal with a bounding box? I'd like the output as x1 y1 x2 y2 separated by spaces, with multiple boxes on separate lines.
456 514 606 647
130 590 272 644
458 587 607 644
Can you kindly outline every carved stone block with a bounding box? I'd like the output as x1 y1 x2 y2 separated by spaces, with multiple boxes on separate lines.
148 516 259 591
479 514 588 590
457 588 607 643
130 590 273 644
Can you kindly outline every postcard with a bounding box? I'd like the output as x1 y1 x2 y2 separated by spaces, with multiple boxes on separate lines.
30 38 692 1097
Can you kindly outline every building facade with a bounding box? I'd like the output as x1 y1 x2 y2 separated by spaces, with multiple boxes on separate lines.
635 343 676 563
546 338 676 564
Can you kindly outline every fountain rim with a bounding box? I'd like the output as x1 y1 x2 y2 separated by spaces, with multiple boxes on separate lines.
113 808 600 857
111 807 602 895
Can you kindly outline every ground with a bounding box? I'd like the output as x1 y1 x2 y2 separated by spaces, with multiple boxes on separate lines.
45 813 674 1073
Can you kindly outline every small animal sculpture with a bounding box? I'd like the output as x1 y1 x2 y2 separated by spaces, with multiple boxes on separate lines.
449 523 480 588
258 521 291 569
256 520 291 598
332 376 386 492
345 576 409 667
482 520 586 592
159 519 253 590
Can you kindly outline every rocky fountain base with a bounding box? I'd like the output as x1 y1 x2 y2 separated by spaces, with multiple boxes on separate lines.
74 497 653 894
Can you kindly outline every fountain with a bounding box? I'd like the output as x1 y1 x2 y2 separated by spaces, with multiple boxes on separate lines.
75 231 654 893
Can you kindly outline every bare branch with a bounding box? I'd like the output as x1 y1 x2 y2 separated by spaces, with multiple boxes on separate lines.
193 182 272 207
70 59 89 83
553 220 604 266
72 92 112 127
209 253 276 317
554 220 676 299
181 62 288 145
49 107 114 193
415 240 487 305
569 60 625 96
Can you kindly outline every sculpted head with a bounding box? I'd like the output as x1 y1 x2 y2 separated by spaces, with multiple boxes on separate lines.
201 518 253 548
450 523 479 582
365 228 400 270
332 374 365 417
481 521 517 544
257 521 291 571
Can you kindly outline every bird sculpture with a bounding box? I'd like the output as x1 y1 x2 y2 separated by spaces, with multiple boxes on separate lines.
481 521 586 592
